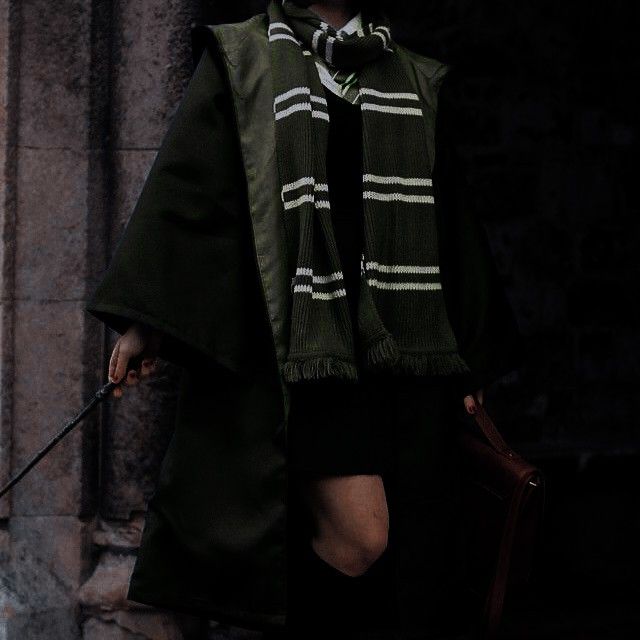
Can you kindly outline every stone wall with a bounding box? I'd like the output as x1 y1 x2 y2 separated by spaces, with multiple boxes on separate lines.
0 1 240 638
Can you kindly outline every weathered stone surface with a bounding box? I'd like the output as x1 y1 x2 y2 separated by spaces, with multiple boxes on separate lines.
18 0 92 149
0 299 12 519
82 617 147 640
0 0 18 522
8 515 91 597
0 0 10 136
11 300 94 516
83 610 215 639
1 605 82 640
111 149 157 241
111 0 193 150
1 516 88 640
77 551 136 611
1 0 208 637
15 147 89 301
92 515 145 550
98 610 190 640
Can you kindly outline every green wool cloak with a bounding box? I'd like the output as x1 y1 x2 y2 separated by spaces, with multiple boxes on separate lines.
85 13 524 631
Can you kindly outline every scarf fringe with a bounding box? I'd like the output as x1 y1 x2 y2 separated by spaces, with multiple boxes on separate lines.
364 334 471 376
283 357 359 382
364 333 400 368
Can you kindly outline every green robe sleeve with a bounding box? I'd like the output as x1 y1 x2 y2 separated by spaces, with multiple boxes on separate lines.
85 44 269 376
433 66 526 398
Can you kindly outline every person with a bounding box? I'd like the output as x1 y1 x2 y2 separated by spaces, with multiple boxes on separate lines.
86 1 524 638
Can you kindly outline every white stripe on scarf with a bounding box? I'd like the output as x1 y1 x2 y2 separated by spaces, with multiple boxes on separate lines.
363 191 435 203
274 102 329 121
358 88 422 116
293 265 346 300
282 178 331 210
293 285 347 300
296 267 344 283
365 261 440 274
273 89 329 121
367 279 442 291
363 174 432 187
360 104 423 116
359 88 420 101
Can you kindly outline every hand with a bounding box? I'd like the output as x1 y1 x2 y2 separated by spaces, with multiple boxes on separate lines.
463 388 484 415
108 322 163 398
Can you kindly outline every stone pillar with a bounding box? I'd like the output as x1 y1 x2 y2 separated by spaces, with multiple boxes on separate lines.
1 0 103 636
78 1 198 639
0 0 211 638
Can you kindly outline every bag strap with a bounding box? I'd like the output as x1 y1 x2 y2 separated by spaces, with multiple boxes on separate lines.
469 398 545 637
472 400 515 458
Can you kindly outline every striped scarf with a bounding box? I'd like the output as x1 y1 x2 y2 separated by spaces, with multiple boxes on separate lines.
268 0 470 383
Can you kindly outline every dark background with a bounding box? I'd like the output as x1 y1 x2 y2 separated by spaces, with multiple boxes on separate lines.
200 1 639 638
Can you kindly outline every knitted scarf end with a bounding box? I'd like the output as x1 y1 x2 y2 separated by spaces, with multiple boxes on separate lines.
365 335 471 376
364 334 401 369
282 357 359 383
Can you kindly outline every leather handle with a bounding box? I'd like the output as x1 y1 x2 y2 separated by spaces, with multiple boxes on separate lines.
472 401 514 458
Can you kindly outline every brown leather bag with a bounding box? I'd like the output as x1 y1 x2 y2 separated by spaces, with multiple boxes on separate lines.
454 400 546 639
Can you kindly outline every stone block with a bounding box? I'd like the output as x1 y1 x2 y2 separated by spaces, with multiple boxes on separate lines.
18 0 91 149
97 609 194 640
111 0 193 150
0 523 8 562
11 300 94 516
81 617 145 640
111 149 157 242
77 551 136 611
1 516 88 639
0 300 12 519
15 147 89 301
0 0 10 136
1 605 81 640
92 515 145 550
8 515 91 597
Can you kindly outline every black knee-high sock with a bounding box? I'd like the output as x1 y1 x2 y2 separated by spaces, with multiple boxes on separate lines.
287 533 398 636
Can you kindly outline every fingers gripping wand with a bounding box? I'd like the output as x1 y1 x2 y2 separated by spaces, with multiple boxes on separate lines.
1 322 159 499
0 380 117 500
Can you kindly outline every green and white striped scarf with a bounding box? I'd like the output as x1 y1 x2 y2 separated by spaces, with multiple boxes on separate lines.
268 0 470 383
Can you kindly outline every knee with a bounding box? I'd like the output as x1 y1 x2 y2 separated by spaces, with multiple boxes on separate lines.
349 528 389 575
314 525 389 577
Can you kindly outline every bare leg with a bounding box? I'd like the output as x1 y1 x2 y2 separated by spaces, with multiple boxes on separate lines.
298 473 389 576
